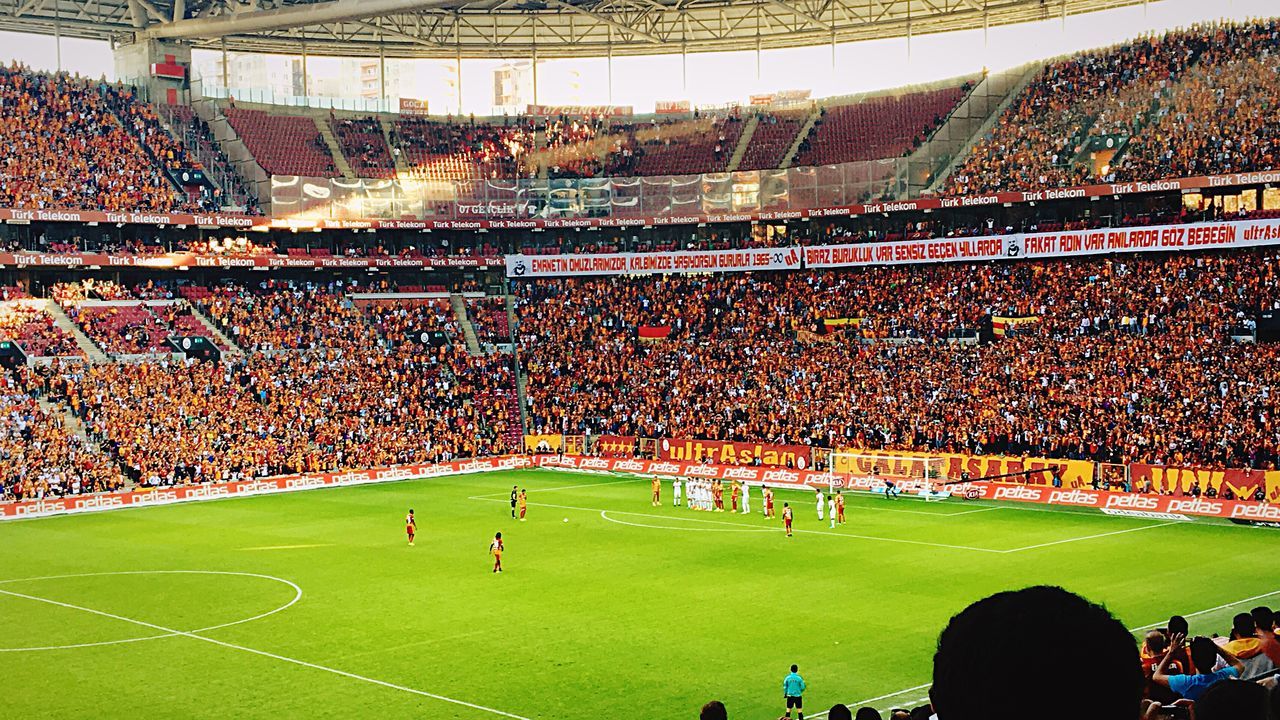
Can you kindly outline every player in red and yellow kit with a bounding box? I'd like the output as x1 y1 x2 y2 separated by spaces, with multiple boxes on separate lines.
518 490 528 520
405 509 417 546
835 491 845 524
489 532 504 573
651 476 661 506
731 482 740 512
783 503 794 537
764 488 775 518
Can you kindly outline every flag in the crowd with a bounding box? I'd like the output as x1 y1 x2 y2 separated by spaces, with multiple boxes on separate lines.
992 316 1041 336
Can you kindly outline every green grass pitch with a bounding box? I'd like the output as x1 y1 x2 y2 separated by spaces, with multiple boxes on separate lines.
1 468 1276 719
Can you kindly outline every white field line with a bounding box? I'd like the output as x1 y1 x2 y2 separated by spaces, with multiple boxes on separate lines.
0 588 531 720
599 510 775 533
811 586 1280 718
240 544 334 551
999 521 1181 553
466 478 636 500
0 570 302 653
473 498 1006 554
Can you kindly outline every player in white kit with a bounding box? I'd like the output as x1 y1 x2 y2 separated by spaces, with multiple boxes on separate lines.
815 489 825 521
672 477 682 507
740 482 751 514
828 494 837 529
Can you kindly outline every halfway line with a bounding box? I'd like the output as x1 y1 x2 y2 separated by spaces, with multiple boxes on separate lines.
0 588 531 720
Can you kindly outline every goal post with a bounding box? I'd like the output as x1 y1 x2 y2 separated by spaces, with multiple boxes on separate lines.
824 452 951 497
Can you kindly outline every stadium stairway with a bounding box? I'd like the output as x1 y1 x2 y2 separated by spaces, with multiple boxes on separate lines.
315 117 356 179
926 62 1042 194
44 301 107 363
378 116 410 176
780 107 822 169
449 294 483 356
725 115 760 172
505 293 531 433
189 98 273 215
182 300 245 356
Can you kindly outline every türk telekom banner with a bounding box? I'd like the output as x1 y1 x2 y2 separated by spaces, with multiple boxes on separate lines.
0 456 530 521
535 455 1280 524
506 247 802 278
832 450 1096 488
804 218 1280 269
657 438 813 469
1130 463 1280 503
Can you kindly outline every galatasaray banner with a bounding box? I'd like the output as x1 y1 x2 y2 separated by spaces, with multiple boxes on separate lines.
804 219 1280 269
524 434 565 452
506 247 802 278
1129 463 1280 502
831 449 1096 488
658 438 813 469
0 456 530 521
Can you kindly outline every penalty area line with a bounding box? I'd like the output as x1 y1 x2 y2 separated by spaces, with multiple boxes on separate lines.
473 497 1005 554
0 588 531 720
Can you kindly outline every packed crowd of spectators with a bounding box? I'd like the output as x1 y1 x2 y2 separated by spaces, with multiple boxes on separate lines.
0 64 185 212
0 303 81 357
0 363 126 501
516 248 1280 470
950 21 1280 196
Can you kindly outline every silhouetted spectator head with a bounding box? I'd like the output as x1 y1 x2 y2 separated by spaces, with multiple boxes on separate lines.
1190 636 1221 674
699 700 727 720
1252 606 1275 633
930 585 1141 720
850 707 876 720
1169 615 1190 637
1194 677 1271 720
909 706 931 720
1234 612 1260 640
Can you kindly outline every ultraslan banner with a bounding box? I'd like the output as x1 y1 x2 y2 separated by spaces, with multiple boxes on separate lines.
0 456 531 521
657 438 813 469
506 247 802 278
534 455 1280 523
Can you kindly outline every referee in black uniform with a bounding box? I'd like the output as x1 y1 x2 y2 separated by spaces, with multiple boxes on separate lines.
510 485 519 518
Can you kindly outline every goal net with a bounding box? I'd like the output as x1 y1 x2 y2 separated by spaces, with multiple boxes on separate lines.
824 452 951 497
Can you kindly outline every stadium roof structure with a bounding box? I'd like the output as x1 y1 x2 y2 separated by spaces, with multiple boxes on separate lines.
3 0 1147 58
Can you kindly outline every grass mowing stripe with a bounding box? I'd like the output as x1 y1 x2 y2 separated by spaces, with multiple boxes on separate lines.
473 497 1007 553
1000 521 1183 553
811 585 1280 718
0 588 532 720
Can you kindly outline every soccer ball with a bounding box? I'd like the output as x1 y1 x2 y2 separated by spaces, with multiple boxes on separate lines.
563 518 569 523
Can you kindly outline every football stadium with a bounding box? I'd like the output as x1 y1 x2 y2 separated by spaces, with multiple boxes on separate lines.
3 0 1280 717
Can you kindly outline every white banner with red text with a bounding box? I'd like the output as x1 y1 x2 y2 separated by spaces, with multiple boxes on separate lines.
534 455 1280 523
506 246 803 277
0 456 531 521
804 218 1279 269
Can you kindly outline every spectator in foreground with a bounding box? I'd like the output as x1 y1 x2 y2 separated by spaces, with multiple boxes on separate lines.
699 700 727 720
1193 677 1272 720
1153 634 1245 702
930 585 1142 720
823 704 852 719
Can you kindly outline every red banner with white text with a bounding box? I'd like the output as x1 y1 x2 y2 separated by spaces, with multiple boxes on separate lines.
0 456 530 521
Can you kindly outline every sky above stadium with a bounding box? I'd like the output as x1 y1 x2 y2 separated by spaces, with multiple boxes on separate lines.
2 0 1275 114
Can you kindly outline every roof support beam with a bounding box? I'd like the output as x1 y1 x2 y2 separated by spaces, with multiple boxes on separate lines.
766 0 832 29
542 0 663 43
145 0 456 39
